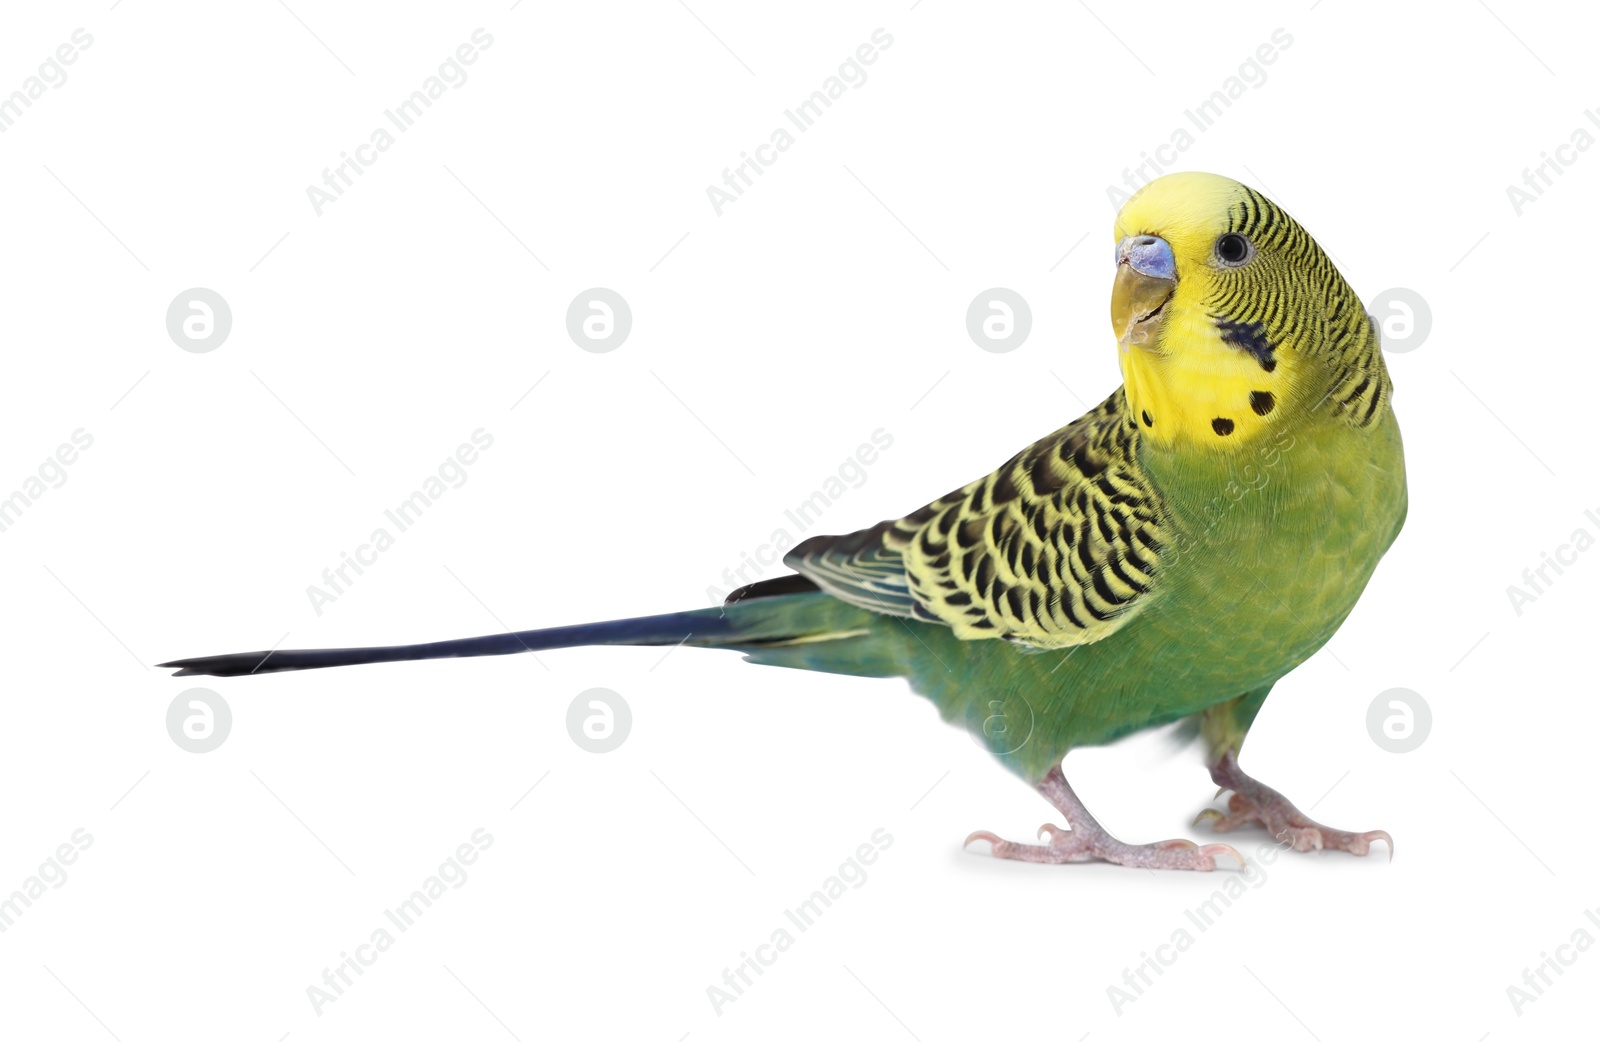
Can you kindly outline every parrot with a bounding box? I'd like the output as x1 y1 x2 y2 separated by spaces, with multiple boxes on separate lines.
163 171 1406 871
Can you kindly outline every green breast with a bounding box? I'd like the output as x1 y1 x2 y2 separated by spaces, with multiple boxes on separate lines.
1132 408 1407 705
892 407 1407 783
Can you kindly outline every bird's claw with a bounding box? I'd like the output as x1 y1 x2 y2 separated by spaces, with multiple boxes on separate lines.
1203 757 1394 860
1197 843 1247 869
965 764 1247 871
1258 821 1392 859
1347 829 1394 861
966 823 1243 871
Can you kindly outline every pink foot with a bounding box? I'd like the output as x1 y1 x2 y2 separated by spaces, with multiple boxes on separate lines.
965 765 1245 871
1202 752 1393 858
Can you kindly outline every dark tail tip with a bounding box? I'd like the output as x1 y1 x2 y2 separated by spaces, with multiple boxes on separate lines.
158 652 305 677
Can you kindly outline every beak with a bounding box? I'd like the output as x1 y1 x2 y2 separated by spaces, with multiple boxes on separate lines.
1111 235 1177 349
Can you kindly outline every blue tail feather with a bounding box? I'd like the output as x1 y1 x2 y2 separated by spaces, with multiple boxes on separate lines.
159 607 738 678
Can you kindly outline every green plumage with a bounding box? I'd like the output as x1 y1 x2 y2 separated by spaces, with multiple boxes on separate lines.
722 397 1404 784
717 173 1410 785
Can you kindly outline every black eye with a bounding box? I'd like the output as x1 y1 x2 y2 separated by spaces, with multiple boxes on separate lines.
1216 233 1251 265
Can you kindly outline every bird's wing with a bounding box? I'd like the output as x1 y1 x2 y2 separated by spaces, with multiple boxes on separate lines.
785 389 1167 649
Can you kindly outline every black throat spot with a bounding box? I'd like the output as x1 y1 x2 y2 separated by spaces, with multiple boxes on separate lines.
1215 319 1276 373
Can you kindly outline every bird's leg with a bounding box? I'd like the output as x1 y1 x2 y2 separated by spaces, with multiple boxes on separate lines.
1199 750 1393 858
965 765 1244 871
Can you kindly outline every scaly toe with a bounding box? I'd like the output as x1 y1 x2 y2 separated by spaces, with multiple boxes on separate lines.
1275 825 1324 853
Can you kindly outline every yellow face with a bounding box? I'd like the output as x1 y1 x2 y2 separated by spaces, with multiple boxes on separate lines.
1110 172 1332 452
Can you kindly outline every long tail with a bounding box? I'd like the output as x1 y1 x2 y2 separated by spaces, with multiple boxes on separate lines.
158 590 889 678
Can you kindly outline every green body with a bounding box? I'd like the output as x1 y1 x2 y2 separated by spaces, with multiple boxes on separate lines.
728 408 1406 784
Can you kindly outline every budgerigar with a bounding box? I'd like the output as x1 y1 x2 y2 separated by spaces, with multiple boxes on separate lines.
164 172 1406 871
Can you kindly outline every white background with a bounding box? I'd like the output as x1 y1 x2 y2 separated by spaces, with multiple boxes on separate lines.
2 0 1596 1038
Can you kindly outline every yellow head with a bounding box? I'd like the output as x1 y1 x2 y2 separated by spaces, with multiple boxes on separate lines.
1110 172 1379 450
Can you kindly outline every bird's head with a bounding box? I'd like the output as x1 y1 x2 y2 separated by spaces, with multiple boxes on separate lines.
1110 171 1381 450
